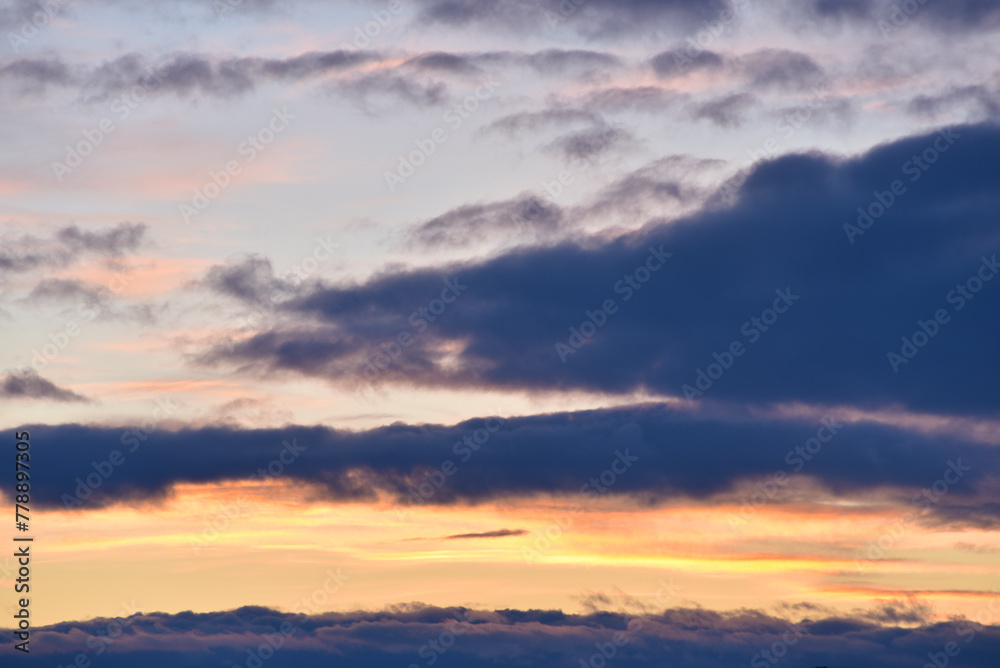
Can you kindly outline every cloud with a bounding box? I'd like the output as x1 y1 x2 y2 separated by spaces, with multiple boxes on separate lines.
0 57 73 92
14 603 1000 667
0 369 89 403
404 49 619 76
580 155 723 219
197 254 295 304
405 51 484 74
483 107 633 163
650 47 824 93
582 86 682 113
0 0 44 29
196 123 1000 419
402 153 720 249
0 222 146 275
415 0 733 38
689 92 756 127
806 0 876 22
736 49 826 91
519 48 620 74
406 194 565 248
484 108 605 136
335 70 450 110
0 47 617 107
24 278 155 323
9 404 1000 522
544 124 635 162
0 50 377 101
651 48 725 78
445 528 527 539
198 397 295 428
803 0 1000 31
55 223 146 257
88 50 378 100
908 85 1000 121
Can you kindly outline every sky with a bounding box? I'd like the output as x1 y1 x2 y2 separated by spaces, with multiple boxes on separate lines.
1 0 999 665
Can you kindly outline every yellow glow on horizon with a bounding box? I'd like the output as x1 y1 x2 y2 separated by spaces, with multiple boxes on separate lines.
7 480 998 626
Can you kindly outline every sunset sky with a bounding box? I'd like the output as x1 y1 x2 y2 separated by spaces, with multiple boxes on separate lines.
1 0 1000 665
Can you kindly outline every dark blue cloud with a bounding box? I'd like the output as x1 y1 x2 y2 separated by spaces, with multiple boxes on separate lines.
806 0 1000 30
10 604 1000 668
415 0 733 37
202 123 1000 419
8 405 998 523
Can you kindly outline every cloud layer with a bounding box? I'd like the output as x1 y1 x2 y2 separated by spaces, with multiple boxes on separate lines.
14 404 998 525
12 603 1000 668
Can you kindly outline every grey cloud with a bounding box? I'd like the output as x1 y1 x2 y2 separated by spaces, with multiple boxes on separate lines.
485 108 604 136
583 155 723 217
407 194 565 248
0 222 146 275
544 123 634 162
445 528 527 539
56 223 145 257
198 254 295 304
582 86 682 113
3 50 379 101
415 0 733 39
0 368 89 403
25 279 156 323
336 70 449 110
0 57 73 93
651 48 725 78
690 92 756 127
737 49 826 91
908 85 1000 120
